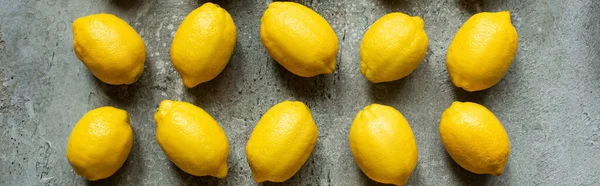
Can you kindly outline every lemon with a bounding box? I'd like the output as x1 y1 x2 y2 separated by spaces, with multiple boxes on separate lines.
360 13 429 83
66 106 133 181
349 104 418 185
439 101 510 175
261 2 338 77
154 100 229 178
72 13 146 85
446 11 518 91
245 101 318 182
170 3 237 88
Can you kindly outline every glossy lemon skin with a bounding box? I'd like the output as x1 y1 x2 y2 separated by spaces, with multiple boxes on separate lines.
261 2 338 77
245 101 318 182
66 106 133 181
349 104 418 185
171 3 237 88
360 13 429 83
72 13 146 85
446 11 518 92
439 101 510 176
154 100 229 178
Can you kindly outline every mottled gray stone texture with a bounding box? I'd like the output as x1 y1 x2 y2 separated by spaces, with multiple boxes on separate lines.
1 0 599 185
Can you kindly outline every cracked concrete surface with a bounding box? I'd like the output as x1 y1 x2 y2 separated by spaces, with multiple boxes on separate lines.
1 0 599 185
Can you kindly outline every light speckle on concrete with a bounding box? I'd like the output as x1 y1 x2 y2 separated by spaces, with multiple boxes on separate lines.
0 0 599 185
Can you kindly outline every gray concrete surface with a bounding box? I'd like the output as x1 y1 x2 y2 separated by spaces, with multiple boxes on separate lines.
1 0 599 185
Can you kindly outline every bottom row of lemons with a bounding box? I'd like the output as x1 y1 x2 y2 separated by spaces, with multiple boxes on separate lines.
66 100 510 185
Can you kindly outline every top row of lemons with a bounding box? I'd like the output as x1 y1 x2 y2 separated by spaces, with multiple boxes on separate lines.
73 2 518 92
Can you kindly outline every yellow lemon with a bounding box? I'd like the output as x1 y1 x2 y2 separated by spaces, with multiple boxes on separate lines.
360 13 429 83
349 104 418 185
439 101 510 175
66 106 133 181
72 14 146 85
154 100 229 178
170 3 237 88
245 101 318 182
446 11 518 91
261 2 338 77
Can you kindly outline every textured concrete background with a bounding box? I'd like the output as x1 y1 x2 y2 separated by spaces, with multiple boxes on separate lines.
1 0 599 185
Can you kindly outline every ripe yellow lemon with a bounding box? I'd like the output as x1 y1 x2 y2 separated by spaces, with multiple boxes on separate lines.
439 101 510 175
171 3 236 88
349 104 418 185
66 106 133 181
360 13 428 83
72 13 146 85
154 100 229 178
446 11 518 91
261 2 338 77
245 101 318 182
